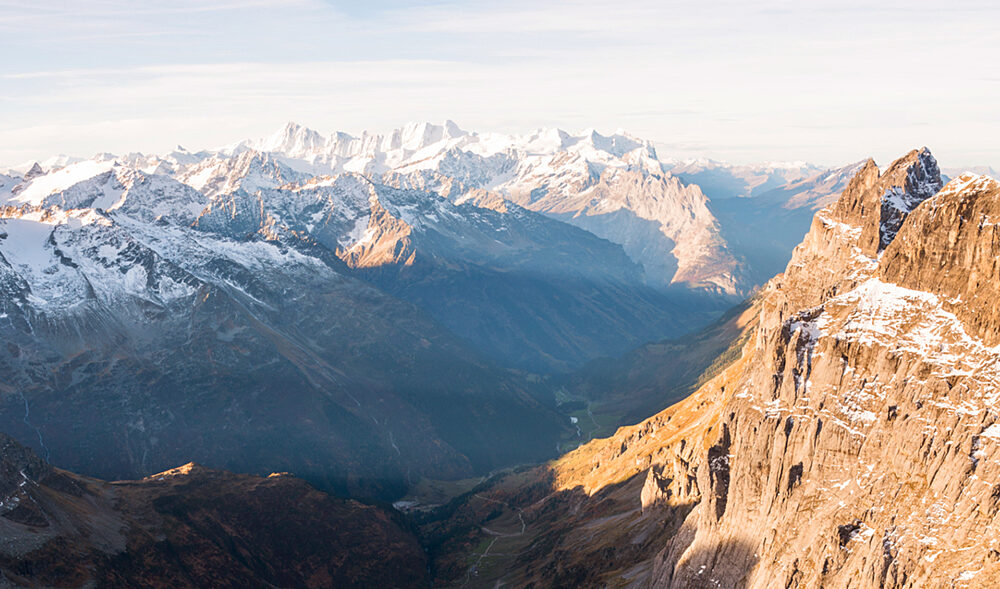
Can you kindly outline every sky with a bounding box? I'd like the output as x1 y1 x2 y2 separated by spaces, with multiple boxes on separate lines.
1 0 998 169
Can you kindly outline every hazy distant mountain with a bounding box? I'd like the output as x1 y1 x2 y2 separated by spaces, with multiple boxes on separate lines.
0 126 746 498
942 164 998 181
708 161 867 287
667 158 824 200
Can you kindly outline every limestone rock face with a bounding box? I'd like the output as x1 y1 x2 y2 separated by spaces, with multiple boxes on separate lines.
640 467 672 511
641 459 702 513
645 155 1000 588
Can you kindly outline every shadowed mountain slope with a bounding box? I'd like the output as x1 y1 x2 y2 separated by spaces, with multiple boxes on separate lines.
0 433 429 588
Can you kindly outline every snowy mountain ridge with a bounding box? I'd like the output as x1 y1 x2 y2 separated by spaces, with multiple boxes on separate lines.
2 123 740 375
4 122 750 293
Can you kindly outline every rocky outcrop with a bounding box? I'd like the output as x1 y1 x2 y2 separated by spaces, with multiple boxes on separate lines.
763 148 940 321
828 147 941 256
22 163 45 181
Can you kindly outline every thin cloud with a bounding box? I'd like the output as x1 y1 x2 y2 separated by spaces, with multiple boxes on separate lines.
0 0 996 169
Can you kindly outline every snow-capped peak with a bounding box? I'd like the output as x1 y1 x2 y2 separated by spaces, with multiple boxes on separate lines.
5 159 118 207
394 120 468 152
256 122 327 157
0 122 843 297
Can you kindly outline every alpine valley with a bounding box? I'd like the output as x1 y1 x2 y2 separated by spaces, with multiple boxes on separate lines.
1 122 997 588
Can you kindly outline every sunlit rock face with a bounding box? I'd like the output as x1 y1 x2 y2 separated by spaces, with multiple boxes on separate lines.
646 153 1000 588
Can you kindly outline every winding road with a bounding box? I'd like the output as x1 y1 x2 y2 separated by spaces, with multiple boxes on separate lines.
459 494 528 588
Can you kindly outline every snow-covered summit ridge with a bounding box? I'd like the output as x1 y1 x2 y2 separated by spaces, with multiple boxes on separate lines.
3 122 741 291
934 172 999 200
222 121 659 177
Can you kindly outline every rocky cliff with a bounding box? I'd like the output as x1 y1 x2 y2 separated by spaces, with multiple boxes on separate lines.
646 150 996 588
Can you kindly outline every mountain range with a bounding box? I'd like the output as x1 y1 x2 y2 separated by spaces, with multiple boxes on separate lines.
0 123 865 499
5 121 868 296
5 123 997 587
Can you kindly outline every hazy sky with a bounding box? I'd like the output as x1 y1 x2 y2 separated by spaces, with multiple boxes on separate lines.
1 0 998 168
